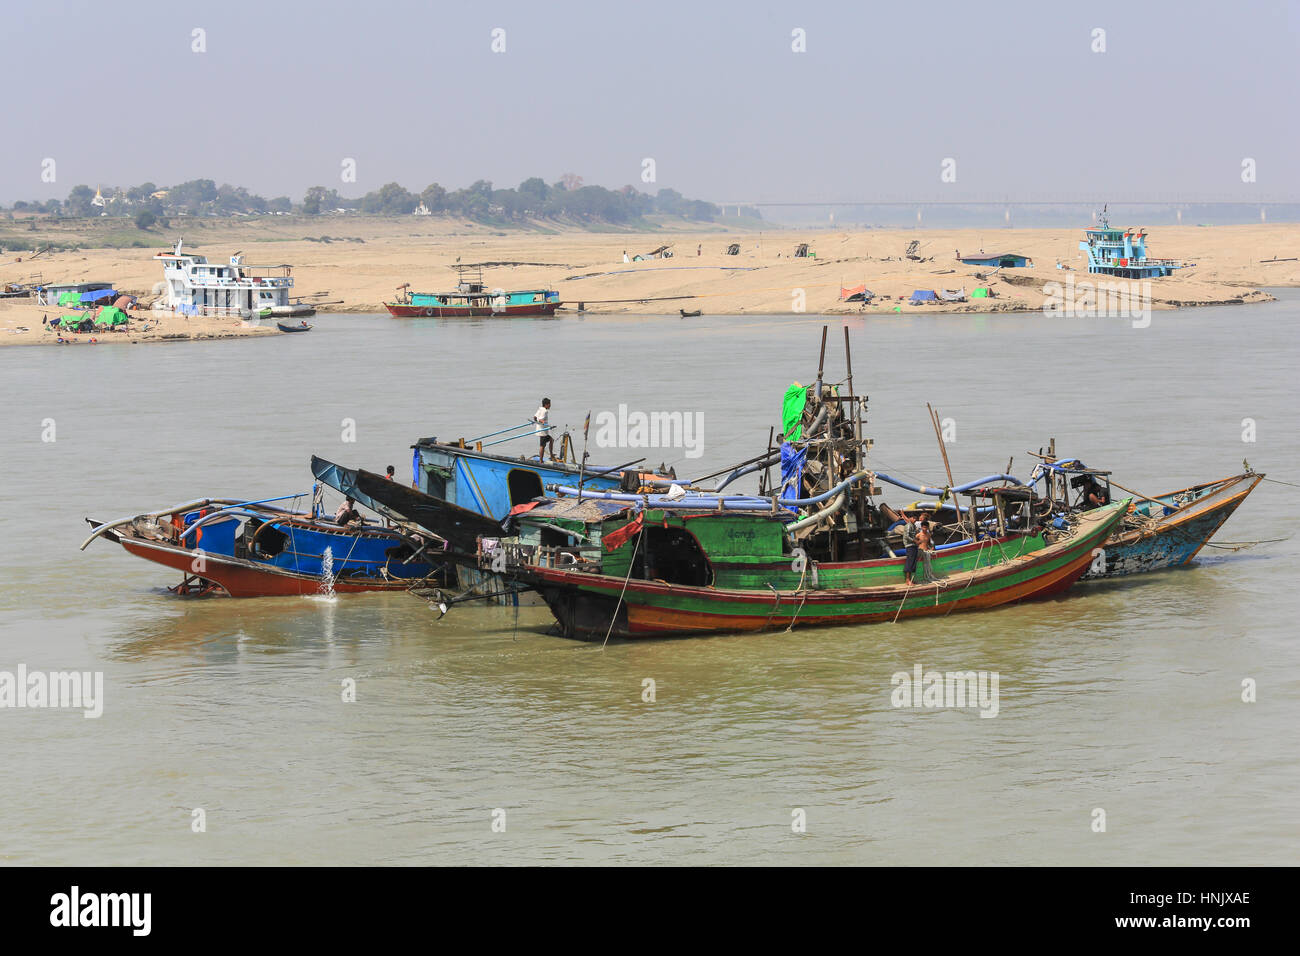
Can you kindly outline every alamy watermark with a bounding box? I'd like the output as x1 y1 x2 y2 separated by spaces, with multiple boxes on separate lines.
592 404 704 459
50 886 150 936
891 663 999 718
0 665 104 718
1042 275 1152 328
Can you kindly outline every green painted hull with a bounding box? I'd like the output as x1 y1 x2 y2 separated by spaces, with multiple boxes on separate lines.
525 503 1127 640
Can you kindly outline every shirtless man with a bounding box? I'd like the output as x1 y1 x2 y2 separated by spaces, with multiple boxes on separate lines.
916 516 936 582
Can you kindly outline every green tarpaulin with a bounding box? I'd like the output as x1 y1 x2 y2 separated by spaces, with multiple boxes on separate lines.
57 291 80 305
57 315 84 328
971 287 990 298
782 382 807 441
93 305 129 326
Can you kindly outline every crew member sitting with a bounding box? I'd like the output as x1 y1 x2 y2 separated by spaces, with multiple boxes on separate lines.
334 497 362 527
1082 477 1110 508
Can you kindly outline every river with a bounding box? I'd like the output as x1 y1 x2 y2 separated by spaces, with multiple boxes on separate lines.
2 295 1296 864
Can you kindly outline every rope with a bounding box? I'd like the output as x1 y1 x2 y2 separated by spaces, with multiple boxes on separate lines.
942 536 991 617
602 526 643 648
784 559 810 632
892 582 914 623
1261 476 1300 488
1199 537 1288 552
763 583 783 631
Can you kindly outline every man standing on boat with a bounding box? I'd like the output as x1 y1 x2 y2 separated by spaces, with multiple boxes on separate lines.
902 513 919 585
534 398 554 462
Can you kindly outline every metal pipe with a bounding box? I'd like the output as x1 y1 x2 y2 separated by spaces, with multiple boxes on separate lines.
466 421 545 443
874 473 1027 496
481 424 553 449
174 496 314 542
549 470 877 510
786 492 847 533
710 452 781 492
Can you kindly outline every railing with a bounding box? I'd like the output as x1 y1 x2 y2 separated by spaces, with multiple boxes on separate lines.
180 277 293 288
477 540 599 572
166 304 258 318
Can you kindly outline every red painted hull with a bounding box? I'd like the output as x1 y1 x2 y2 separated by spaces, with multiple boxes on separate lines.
384 302 561 318
523 506 1126 639
118 536 422 598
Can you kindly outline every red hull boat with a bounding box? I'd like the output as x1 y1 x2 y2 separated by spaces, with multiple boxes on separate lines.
384 300 560 318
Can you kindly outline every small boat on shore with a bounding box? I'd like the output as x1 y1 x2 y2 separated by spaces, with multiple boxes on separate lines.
262 302 317 319
277 320 312 332
679 308 702 318
81 496 442 597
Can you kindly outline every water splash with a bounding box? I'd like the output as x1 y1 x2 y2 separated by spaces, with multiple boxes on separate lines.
319 545 336 599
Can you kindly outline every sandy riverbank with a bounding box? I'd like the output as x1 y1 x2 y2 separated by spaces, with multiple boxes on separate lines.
2 216 1296 345
0 305 279 346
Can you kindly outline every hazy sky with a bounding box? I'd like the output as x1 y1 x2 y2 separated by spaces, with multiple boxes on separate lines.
4 0 1298 204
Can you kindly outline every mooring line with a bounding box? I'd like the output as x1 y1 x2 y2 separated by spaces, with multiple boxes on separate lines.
602 527 643 648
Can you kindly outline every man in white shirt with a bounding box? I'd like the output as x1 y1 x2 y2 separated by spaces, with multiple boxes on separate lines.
534 398 554 461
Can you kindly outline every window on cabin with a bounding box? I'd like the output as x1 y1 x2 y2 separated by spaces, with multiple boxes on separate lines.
424 468 447 499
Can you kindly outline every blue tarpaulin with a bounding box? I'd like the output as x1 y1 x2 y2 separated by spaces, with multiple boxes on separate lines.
910 289 937 303
79 288 117 303
779 442 806 512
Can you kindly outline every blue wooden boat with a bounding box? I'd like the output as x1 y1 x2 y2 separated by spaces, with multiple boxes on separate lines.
81 495 442 597
407 433 633 520
311 422 676 604
1030 459 1263 579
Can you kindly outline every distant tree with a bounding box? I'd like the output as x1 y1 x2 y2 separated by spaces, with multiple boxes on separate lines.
65 184 96 217
134 209 158 230
518 177 549 203
126 182 158 202
168 179 219 214
558 173 584 192
492 188 529 220
360 182 418 216
303 186 326 215
268 196 292 213
420 183 447 212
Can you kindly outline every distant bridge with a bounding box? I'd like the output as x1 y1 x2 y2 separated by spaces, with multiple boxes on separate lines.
713 195 1300 209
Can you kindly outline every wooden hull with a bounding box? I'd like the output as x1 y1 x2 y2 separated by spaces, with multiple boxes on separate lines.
526 504 1127 640
1083 473 1262 579
384 302 560 318
117 536 425 597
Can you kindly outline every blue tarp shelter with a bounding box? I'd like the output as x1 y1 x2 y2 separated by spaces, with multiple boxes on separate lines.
79 288 118 303
779 442 806 513
910 289 937 303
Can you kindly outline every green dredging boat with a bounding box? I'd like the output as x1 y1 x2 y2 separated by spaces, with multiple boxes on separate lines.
463 326 1130 640
486 494 1127 640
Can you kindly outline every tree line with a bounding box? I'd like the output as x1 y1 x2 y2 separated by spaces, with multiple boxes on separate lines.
4 176 759 227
